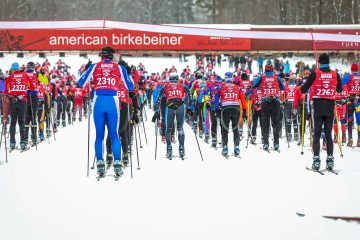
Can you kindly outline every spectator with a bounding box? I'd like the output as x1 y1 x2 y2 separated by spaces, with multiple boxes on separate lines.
283 60 291 74
240 55 247 71
258 55 264 74
247 55 253 73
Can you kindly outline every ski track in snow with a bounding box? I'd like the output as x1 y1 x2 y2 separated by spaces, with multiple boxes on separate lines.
0 55 359 240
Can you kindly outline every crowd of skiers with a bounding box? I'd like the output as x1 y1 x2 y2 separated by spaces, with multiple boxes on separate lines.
1 49 359 178
0 58 90 152
149 53 360 172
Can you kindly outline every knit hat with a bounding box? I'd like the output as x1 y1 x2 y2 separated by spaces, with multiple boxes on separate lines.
11 62 20 71
351 63 359 72
318 53 330 65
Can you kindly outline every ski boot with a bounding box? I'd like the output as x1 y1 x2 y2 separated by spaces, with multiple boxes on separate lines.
342 135 346 143
250 136 256 145
211 138 217 148
234 146 240 157
179 145 185 159
326 155 334 171
287 134 292 142
222 146 228 157
204 135 210 143
46 129 51 138
294 133 299 142
239 128 243 141
10 142 16 150
333 134 338 143
31 138 37 147
79 117 82 122
166 147 172 160
113 160 123 177
96 160 106 177
274 143 280 151
62 121 66 127
20 141 28 151
263 143 269 151
312 156 321 171
347 138 353 147
72 117 76 123
106 153 113 167
199 131 203 139
39 131 45 142
122 153 129 167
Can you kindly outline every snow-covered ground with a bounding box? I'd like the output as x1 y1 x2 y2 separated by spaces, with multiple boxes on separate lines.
0 55 359 240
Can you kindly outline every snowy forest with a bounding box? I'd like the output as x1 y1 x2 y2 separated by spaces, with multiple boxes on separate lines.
0 0 359 25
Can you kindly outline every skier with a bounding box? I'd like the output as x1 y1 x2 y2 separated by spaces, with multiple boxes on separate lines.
283 76 299 141
36 82 47 142
252 63 285 151
342 63 360 147
219 72 246 157
73 84 84 122
333 80 348 144
300 53 342 171
4 62 35 150
245 84 262 144
78 47 135 177
204 75 222 148
105 60 139 167
154 72 191 159
24 62 39 147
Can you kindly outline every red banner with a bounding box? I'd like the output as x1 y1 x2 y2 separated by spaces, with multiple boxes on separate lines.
0 29 251 51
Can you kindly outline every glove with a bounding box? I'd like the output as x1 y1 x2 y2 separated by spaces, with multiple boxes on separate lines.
152 111 160 123
292 108 298 115
205 102 211 110
132 110 139 124
354 96 359 104
186 108 193 116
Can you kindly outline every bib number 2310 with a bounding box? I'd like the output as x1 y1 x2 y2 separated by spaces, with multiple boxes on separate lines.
97 77 116 86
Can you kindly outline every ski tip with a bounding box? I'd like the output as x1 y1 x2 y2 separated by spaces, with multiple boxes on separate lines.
296 212 306 217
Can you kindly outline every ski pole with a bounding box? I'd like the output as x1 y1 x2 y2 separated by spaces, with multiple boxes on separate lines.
91 155 96 170
29 94 37 151
143 107 147 121
284 105 290 148
86 83 91 177
301 99 305 155
335 106 344 157
4 125 8 163
0 122 4 151
155 118 158 160
309 113 313 152
129 128 133 178
134 124 141 170
193 125 204 161
127 104 133 178
142 117 148 145
137 124 143 148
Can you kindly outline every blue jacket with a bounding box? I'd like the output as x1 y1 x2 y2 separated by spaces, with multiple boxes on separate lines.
342 72 359 86
283 62 291 74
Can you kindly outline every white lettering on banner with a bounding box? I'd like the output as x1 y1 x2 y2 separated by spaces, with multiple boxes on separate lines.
112 33 183 46
49 33 183 46
50 35 108 46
